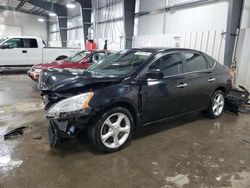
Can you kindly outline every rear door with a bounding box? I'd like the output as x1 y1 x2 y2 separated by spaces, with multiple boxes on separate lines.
24 38 42 65
140 52 189 124
0 38 28 66
182 51 217 111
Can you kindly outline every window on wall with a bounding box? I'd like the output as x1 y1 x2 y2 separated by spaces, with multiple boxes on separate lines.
184 52 208 72
150 53 183 76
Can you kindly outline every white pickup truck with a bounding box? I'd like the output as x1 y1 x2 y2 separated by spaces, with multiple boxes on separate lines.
0 36 80 68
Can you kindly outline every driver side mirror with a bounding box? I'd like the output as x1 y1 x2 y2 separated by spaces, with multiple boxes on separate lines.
0 43 11 49
146 69 164 80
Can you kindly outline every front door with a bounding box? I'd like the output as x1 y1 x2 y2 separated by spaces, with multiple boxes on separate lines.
140 52 189 124
0 38 28 66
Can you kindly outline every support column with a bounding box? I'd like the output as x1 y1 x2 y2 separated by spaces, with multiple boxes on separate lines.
124 0 136 49
224 0 244 67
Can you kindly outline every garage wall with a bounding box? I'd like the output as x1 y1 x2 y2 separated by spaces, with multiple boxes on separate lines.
241 0 250 28
48 21 61 47
0 9 47 43
67 15 84 49
235 0 250 90
67 4 84 49
133 0 229 63
93 0 125 51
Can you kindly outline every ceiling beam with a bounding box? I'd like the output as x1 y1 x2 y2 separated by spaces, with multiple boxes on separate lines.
16 0 29 10
0 6 47 16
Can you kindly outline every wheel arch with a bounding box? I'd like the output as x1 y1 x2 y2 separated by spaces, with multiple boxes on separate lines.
214 86 227 95
55 55 68 61
94 100 139 127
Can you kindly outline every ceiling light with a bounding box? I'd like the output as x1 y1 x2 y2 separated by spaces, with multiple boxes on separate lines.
66 3 76 9
49 12 57 17
38 18 45 22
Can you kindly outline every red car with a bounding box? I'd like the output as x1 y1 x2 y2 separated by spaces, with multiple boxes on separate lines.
27 50 112 81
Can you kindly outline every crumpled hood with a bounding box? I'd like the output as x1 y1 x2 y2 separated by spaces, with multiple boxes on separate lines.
38 69 122 92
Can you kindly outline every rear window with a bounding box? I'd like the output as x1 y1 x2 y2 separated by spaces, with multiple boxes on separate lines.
205 55 216 68
184 52 208 72
24 39 38 48
29 39 38 48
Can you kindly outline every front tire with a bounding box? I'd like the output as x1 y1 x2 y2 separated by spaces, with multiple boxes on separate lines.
207 90 225 119
88 107 134 153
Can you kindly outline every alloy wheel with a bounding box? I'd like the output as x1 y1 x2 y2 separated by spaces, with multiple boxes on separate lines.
212 93 224 116
100 113 131 149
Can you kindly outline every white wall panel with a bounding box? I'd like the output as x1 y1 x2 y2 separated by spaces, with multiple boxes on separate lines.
241 0 250 28
0 9 47 42
0 25 22 38
236 28 250 91
165 1 229 33
138 13 165 35
49 22 61 47
93 1 124 51
136 1 229 35
132 30 226 63
98 2 123 21
139 0 165 11
96 20 124 51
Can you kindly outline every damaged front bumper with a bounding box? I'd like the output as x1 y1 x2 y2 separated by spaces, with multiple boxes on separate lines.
47 108 95 138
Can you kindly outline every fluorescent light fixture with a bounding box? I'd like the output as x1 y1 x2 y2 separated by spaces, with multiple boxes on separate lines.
66 3 76 9
38 18 45 22
49 12 57 17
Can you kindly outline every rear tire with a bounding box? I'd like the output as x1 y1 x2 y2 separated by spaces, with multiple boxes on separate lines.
88 107 134 153
207 90 225 119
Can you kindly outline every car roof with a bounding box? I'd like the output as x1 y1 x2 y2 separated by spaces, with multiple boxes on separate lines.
83 49 112 53
6 36 40 39
131 47 205 54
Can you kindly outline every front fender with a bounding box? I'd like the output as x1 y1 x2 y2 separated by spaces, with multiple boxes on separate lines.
89 83 140 118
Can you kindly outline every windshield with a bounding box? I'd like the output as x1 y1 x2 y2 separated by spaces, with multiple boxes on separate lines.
88 50 152 76
66 51 91 63
0 38 7 44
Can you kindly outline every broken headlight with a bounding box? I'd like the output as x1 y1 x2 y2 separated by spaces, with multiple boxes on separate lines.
46 92 94 118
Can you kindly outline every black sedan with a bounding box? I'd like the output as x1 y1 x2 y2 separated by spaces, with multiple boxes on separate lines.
39 48 232 152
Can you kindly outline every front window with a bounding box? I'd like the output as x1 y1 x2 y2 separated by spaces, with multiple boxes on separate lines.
66 51 91 63
2 38 24 48
150 53 183 76
88 50 153 76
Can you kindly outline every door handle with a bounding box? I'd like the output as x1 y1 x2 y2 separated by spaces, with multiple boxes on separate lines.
177 83 188 88
22 50 27 53
208 77 216 82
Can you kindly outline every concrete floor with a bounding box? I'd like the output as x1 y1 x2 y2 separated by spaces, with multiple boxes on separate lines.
0 74 250 188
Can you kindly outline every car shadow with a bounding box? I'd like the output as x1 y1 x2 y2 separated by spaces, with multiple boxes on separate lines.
133 112 205 140
53 112 207 156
